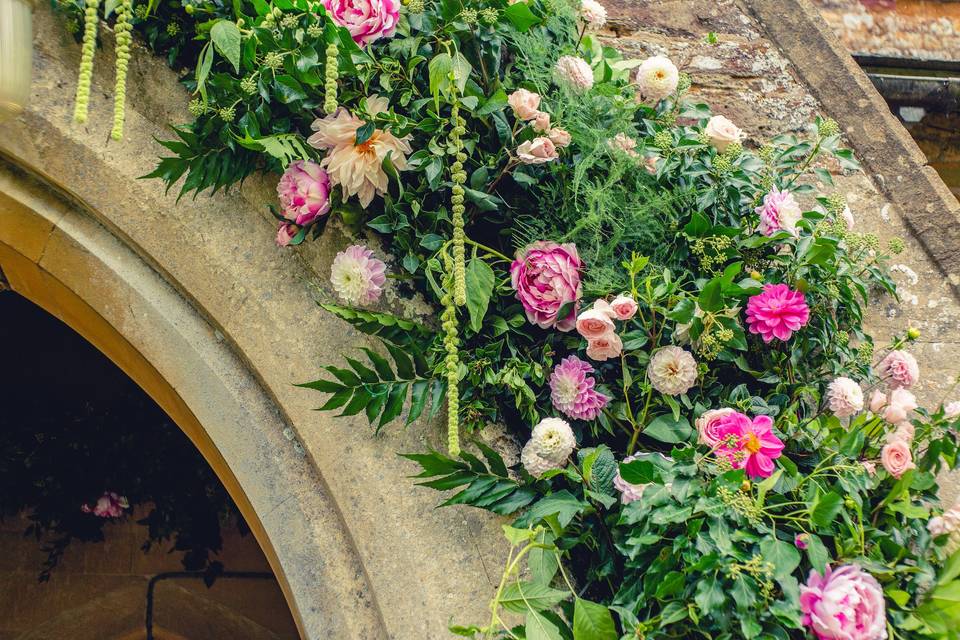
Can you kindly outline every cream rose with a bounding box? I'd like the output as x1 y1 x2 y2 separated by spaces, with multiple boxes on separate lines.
704 115 744 152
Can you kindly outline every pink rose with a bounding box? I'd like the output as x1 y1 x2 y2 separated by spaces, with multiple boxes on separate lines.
322 0 400 46
547 127 572 148
877 350 919 389
644 156 658 174
576 307 616 339
704 114 744 152
696 407 737 447
800 565 886 640
517 137 559 164
862 461 877 476
886 421 915 444
508 88 542 121
276 222 299 247
531 112 551 132
277 159 332 226
610 295 638 320
510 242 582 331
868 389 887 414
881 439 915 478
586 332 622 361
881 388 917 424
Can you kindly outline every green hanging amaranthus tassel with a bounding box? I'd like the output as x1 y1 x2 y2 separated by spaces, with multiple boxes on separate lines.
323 40 339 113
441 252 461 457
73 0 101 123
448 98 468 306
110 0 133 140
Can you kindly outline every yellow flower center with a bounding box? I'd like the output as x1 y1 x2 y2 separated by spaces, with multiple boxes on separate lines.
743 432 761 454
354 131 381 157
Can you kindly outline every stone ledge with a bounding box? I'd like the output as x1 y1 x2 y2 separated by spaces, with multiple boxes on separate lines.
743 0 960 295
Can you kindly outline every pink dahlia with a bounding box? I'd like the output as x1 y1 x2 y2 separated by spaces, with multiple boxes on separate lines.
81 492 129 518
755 186 802 237
714 412 785 479
549 355 609 420
330 244 387 305
800 565 887 640
510 242 582 331
745 284 809 343
876 350 919 389
277 160 332 226
322 0 400 47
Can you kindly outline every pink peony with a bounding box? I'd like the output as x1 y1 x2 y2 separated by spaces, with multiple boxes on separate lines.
881 388 917 424
881 439 915 478
517 137 559 164
549 355 609 420
322 0 400 47
276 222 298 247
876 350 919 389
330 244 387 305
507 88 542 121
613 454 649 504
555 55 594 93
756 186 802 237
576 305 616 340
800 565 887 640
586 332 623 361
610 295 638 320
547 128 572 148
696 407 737 447
277 160 332 226
81 492 129 518
714 412 785 479
511 242 582 331
745 284 810 343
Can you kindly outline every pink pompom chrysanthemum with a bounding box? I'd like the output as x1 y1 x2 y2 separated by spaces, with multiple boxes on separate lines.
876 350 919 389
554 55 594 93
745 284 810 343
330 244 387 305
714 411 785 479
549 355 609 421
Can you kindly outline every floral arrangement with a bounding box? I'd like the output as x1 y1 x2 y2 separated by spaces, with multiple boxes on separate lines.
52 0 960 636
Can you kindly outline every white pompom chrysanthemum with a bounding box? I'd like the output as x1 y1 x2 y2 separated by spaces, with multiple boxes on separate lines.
647 346 698 396
579 0 606 28
521 441 559 478
635 55 679 103
529 417 577 463
827 376 864 418
554 56 594 93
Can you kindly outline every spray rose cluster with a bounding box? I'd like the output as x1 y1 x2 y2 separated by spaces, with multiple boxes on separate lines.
507 89 571 164
574 295 638 361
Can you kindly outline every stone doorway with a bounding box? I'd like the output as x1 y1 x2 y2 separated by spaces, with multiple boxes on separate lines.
0 291 300 639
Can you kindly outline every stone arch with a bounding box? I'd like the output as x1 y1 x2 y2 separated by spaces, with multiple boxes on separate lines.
0 158 383 639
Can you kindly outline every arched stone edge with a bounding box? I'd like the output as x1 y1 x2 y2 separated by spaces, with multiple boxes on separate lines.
0 157 388 640
742 0 960 297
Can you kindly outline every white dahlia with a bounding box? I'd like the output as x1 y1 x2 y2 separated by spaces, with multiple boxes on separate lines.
529 417 577 463
647 346 698 396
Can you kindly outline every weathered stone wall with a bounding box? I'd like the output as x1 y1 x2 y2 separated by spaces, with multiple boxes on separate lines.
812 0 960 60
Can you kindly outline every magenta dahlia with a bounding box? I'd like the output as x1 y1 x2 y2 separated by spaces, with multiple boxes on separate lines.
745 284 810 343
549 355 609 421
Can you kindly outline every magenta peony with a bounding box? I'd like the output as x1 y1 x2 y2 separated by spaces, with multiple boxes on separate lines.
81 492 129 518
613 454 649 504
330 244 387 305
322 0 400 47
755 186 802 237
745 284 810 343
696 407 737 447
876 350 919 389
549 355 609 420
800 565 887 640
277 159 332 226
714 412 785 479
510 242 582 331
555 55 594 93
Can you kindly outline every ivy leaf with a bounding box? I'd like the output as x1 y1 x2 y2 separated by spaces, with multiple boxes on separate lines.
642 414 692 444
810 491 844 528
465 257 496 332
760 535 801 580
210 20 242 73
572 598 617 640
503 2 541 31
